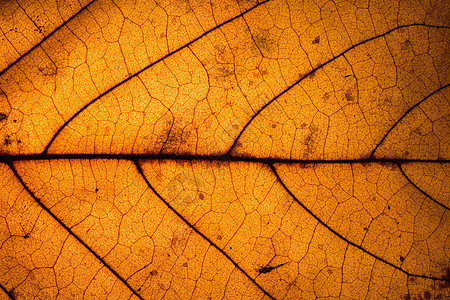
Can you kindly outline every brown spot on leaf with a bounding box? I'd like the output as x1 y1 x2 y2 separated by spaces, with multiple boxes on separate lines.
150 270 158 276
438 267 450 289
254 31 275 53
198 193 204 199
216 65 234 78
312 36 320 44
182 262 188 267
38 65 57 76
402 39 414 52
303 125 319 157
345 90 355 102
0 113 6 121
424 291 431 299
260 68 269 76
297 163 314 169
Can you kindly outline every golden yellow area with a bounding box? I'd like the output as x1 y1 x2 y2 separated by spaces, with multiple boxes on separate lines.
0 0 449 299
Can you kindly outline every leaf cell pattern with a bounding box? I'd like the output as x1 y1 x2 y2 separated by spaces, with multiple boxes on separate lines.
0 0 449 299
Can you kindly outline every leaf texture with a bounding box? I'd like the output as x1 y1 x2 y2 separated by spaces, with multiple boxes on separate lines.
0 0 449 299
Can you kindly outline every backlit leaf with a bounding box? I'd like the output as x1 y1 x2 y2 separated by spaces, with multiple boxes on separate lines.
0 0 449 299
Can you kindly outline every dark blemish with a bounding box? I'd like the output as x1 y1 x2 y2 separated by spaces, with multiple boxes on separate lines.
258 262 287 274
309 71 316 79
229 246 232 249
297 163 314 169
0 113 6 121
198 193 204 200
4 137 11 145
17 140 21 144
260 68 269 76
413 126 426 136
424 291 431 299
150 270 158 276
38 66 57 76
182 262 188 267
217 235 222 240
24 233 29 239
438 267 450 289
402 39 414 53
388 205 391 210
304 134 312 145
408 276 416 283
272 124 276 128
327 268 333 275
138 288 141 291
215 44 226 57
400 256 405 262
404 151 409 156
254 32 275 52
95 188 99 192
363 227 368 231
216 66 234 78
301 123 307 128
303 125 319 157
345 90 355 102
312 36 320 44
345 74 352 78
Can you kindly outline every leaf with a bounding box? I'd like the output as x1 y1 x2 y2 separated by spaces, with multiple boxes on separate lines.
0 0 449 299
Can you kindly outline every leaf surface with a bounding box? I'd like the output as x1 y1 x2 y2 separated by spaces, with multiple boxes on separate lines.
0 0 449 299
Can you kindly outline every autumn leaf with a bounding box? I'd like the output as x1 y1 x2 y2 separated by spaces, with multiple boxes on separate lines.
0 0 449 299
